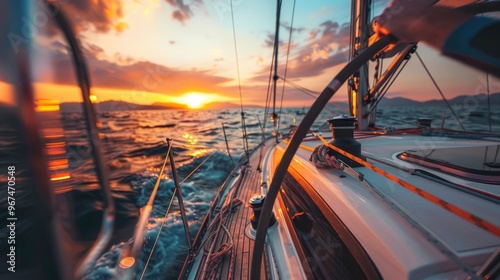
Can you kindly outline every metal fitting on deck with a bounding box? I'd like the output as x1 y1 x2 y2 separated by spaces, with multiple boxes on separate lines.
327 115 366 167
249 194 276 230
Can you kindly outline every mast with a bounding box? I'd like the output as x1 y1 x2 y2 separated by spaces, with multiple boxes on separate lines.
271 0 282 141
348 0 371 130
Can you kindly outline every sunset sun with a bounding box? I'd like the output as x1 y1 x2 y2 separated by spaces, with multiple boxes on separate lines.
178 92 216 109
178 93 209 109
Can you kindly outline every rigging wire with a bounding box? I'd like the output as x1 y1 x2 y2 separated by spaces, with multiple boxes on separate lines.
229 0 250 160
280 76 348 114
257 39 277 172
369 56 382 126
129 142 173 267
373 58 380 87
140 187 177 280
229 0 244 113
147 142 172 206
415 51 466 131
277 0 297 135
279 76 319 96
382 116 432 127
478 5 493 133
380 58 383 82
140 151 216 279
486 73 492 132
362 58 370 92
272 0 283 137
179 152 215 185
368 57 410 114
221 123 235 167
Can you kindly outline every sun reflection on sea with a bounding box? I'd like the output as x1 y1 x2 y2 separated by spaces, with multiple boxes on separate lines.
182 133 199 145
182 133 207 157
190 149 207 157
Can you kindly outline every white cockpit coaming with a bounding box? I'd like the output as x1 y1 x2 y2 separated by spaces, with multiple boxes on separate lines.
270 133 500 279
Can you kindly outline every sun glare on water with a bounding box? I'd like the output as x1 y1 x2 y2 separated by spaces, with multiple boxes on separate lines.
179 93 208 109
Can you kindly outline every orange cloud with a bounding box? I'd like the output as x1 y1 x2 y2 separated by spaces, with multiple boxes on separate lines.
172 10 190 22
253 20 351 82
26 41 238 101
40 0 127 36
68 0 125 33
164 0 195 22
114 22 129 33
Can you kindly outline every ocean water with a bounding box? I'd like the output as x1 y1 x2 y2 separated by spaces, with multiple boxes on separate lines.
0 105 498 279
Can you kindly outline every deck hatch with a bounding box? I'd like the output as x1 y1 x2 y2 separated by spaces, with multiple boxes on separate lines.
398 145 500 184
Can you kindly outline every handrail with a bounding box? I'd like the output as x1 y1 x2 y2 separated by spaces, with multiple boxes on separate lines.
7 2 71 279
46 2 117 278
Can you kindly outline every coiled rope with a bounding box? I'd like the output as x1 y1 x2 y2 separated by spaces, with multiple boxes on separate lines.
201 198 243 280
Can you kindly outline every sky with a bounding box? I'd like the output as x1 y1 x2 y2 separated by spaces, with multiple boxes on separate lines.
1 0 498 109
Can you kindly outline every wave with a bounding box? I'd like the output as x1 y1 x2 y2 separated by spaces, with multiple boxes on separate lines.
83 152 233 279
139 123 176 129
124 144 189 157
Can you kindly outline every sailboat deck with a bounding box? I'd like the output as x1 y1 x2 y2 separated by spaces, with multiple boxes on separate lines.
215 144 271 280
267 132 499 278
286 134 499 255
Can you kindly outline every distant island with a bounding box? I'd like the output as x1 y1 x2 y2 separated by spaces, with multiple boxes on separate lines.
2 92 498 112
59 100 186 112
376 92 500 107
59 92 500 112
59 100 263 112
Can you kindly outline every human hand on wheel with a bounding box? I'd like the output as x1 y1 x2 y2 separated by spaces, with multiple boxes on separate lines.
373 0 500 77
373 0 473 48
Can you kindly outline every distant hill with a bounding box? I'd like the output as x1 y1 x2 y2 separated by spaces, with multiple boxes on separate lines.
378 92 500 107
60 100 186 112
204 101 240 110
205 101 263 110
150 102 186 110
42 92 500 113
59 100 259 112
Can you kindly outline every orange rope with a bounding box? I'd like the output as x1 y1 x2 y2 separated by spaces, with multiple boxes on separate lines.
309 134 500 237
